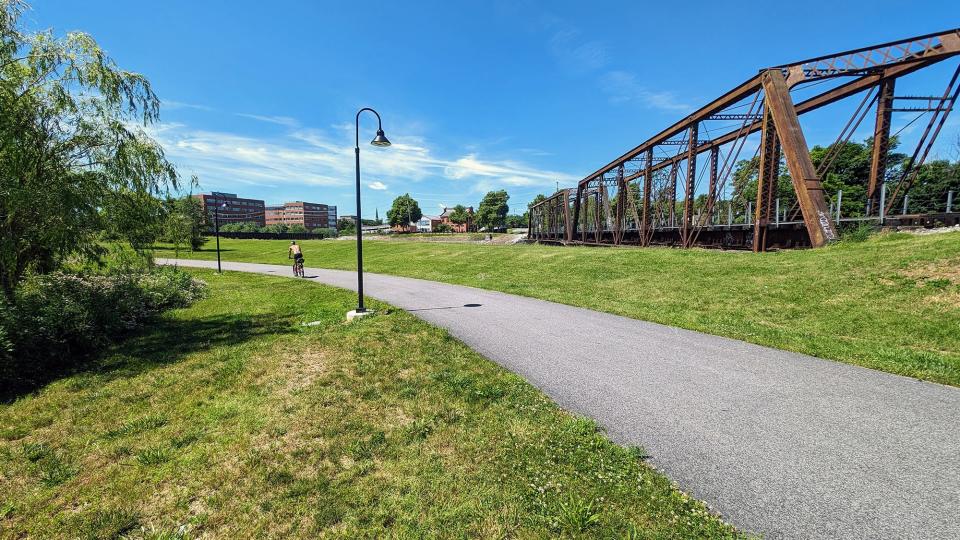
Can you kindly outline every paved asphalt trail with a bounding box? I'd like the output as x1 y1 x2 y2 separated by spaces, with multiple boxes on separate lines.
162 258 960 539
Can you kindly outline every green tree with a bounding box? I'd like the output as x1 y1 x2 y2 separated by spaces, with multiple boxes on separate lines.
528 194 547 210
337 217 356 235
903 160 960 213
162 196 206 251
476 190 510 230
0 0 180 299
448 204 469 226
260 223 287 234
730 137 910 219
387 194 422 227
505 214 527 228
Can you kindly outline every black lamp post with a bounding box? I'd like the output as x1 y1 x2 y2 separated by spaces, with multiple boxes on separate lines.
214 199 228 273
353 107 391 315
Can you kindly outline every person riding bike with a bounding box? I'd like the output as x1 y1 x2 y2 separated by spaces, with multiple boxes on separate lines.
288 241 304 277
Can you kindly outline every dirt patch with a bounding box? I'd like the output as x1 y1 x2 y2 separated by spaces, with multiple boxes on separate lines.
901 257 960 307
902 257 960 283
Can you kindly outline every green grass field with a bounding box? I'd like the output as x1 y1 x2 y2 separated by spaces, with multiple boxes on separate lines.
0 269 740 538
154 231 960 387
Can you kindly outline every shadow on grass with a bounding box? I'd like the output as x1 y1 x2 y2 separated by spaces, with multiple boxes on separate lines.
152 247 235 254
2 311 295 403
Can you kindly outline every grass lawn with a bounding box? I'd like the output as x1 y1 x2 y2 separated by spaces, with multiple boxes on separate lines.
153 231 960 387
0 269 739 538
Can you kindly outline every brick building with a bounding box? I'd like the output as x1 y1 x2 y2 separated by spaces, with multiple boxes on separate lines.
265 201 337 231
439 206 474 233
194 192 266 227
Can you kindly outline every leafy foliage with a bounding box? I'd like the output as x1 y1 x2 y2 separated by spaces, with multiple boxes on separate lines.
476 190 510 231
0 0 180 299
386 194 422 226
528 193 546 209
729 137 959 217
161 195 206 252
337 217 357 235
0 267 206 398
447 204 469 225
220 222 333 236
505 214 528 228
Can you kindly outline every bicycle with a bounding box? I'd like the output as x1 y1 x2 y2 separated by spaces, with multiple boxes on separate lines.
291 255 304 277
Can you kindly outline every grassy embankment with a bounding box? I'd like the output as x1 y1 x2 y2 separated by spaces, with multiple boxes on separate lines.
0 269 739 538
154 231 960 387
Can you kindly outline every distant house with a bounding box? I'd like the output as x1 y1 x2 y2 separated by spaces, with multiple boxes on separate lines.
392 221 417 233
416 215 441 232
439 206 474 233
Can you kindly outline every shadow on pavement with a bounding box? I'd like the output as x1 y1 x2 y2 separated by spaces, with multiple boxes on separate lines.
406 303 483 312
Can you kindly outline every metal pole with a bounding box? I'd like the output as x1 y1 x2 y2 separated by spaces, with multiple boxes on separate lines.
902 194 909 215
836 190 843 222
879 183 886 224
747 202 752 225
727 202 732 226
775 198 780 226
354 143 365 312
352 107 388 314
948 190 954 213
215 205 222 274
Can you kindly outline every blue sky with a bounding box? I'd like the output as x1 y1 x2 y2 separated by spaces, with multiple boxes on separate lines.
27 0 960 218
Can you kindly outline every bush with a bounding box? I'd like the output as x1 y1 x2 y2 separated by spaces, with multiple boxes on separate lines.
840 223 875 243
0 267 206 398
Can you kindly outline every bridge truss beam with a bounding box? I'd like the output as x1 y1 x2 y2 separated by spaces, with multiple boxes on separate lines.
529 29 960 250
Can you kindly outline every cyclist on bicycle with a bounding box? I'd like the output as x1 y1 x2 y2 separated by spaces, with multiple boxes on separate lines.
288 241 304 276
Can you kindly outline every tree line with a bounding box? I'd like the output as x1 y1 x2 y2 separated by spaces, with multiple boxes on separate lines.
384 190 530 232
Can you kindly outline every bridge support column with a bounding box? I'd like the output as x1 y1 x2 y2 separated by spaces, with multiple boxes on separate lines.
641 149 653 246
761 69 837 247
868 76 895 215
753 110 781 252
681 124 698 247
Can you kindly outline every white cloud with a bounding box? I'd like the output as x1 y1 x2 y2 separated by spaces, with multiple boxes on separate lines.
601 71 691 113
237 113 300 128
148 119 578 196
162 100 213 112
442 154 575 190
538 12 687 115
542 17 610 72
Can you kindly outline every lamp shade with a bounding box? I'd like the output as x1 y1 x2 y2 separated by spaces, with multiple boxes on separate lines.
370 129 391 147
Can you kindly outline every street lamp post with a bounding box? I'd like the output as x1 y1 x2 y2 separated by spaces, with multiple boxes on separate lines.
350 107 391 319
214 199 228 273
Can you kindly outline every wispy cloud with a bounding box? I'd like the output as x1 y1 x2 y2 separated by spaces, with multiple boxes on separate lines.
150 119 577 198
236 113 300 128
542 16 610 72
601 71 692 113
538 12 687 115
443 153 573 189
162 100 214 112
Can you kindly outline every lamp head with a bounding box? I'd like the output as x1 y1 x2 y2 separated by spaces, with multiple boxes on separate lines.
370 129 391 147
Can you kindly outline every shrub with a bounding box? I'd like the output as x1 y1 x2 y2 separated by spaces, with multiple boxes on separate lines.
433 223 453 233
840 223 875 243
0 267 206 398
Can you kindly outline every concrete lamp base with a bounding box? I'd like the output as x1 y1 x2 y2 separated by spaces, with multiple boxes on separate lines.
346 309 374 321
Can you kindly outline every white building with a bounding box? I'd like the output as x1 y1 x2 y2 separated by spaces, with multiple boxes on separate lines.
416 215 440 232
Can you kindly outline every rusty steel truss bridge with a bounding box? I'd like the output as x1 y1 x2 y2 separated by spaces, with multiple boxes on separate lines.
528 29 960 250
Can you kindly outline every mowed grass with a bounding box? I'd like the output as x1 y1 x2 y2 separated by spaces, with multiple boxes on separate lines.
0 269 740 538
154 231 960 387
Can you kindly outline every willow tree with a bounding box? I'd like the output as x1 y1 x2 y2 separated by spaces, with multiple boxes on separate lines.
0 0 180 299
